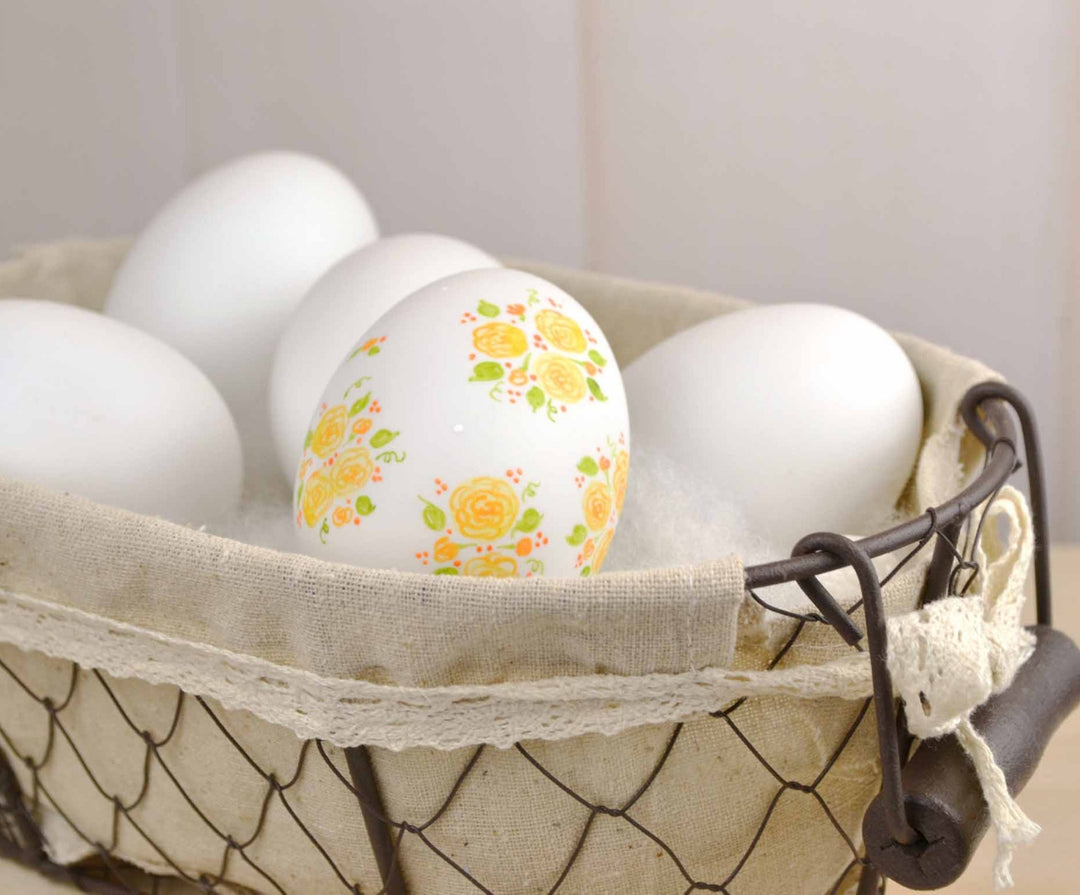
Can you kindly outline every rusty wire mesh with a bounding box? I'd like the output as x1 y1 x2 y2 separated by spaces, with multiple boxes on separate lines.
0 504 995 895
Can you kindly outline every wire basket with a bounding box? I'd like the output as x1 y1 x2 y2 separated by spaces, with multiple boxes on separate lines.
0 242 1076 895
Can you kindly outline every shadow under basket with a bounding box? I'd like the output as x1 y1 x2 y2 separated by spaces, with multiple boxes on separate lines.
0 242 1077 894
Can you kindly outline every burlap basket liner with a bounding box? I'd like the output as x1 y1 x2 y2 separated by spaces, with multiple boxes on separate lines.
0 241 1007 893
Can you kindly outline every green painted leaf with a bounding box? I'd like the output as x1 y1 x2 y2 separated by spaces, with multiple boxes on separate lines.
587 378 608 402
526 386 545 411
303 429 313 449
566 524 588 547
477 300 500 318
345 375 371 397
370 429 398 448
580 565 591 578
515 508 542 533
355 495 375 516
349 393 371 416
368 345 380 356
319 518 330 545
588 349 607 367
577 456 599 476
435 567 460 575
470 361 504 382
420 497 446 531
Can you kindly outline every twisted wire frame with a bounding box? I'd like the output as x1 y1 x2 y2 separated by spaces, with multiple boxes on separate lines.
0 388 1031 894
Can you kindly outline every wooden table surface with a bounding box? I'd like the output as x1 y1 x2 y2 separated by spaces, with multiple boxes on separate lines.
2 549 1078 894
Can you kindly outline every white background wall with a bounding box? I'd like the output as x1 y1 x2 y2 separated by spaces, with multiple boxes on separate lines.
2 1 1077 537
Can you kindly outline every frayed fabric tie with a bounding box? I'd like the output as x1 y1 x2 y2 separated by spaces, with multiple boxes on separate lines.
886 486 1037 889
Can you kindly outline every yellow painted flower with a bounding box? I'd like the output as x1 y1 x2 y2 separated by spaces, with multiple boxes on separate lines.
450 477 520 540
473 322 528 359
301 468 334 527
332 506 353 527
583 481 613 531
508 368 528 386
311 405 347 458
463 555 519 578
583 538 595 559
612 449 630 515
331 446 374 496
535 310 586 353
534 354 586 403
592 529 614 573
352 417 372 436
434 536 459 562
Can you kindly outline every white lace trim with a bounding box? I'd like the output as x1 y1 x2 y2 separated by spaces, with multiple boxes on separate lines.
0 585 875 751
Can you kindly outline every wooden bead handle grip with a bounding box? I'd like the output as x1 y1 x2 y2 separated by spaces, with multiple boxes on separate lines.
862 625 1080 890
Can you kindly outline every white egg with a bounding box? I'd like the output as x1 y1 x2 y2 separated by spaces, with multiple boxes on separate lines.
291 269 630 578
623 303 922 548
0 299 242 523
104 151 378 487
269 233 499 482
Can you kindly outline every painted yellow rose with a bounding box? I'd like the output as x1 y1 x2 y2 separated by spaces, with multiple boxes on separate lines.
332 506 353 527
535 310 586 353
612 449 630 515
534 354 586 404
301 468 334 527
450 477 520 541
331 446 374 496
463 555 519 578
434 536 459 563
311 405 347 458
473 322 527 359
592 529 614 574
583 481 613 531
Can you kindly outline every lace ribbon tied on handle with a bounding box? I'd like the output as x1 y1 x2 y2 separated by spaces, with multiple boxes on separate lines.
886 485 1039 889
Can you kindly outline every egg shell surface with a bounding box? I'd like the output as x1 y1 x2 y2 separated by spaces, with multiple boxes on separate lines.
104 151 378 486
270 233 500 482
623 303 923 549
292 268 629 579
0 299 243 523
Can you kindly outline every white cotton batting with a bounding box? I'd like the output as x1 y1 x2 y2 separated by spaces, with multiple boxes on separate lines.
606 440 906 610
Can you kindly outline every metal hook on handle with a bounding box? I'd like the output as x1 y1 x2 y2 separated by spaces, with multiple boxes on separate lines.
960 381 1052 626
791 533 919 848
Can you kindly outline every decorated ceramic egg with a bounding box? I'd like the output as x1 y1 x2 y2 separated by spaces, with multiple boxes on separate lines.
292 268 629 578
270 233 499 482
